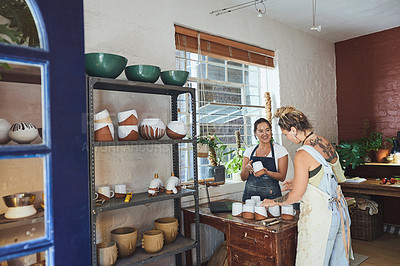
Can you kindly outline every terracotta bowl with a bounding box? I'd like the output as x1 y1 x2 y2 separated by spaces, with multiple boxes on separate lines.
166 121 187 139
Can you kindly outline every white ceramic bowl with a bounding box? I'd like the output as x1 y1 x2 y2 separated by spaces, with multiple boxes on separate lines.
0 119 11 144
8 122 38 144
166 121 187 139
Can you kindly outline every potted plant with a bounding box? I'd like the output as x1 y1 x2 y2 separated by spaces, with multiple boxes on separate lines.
361 132 393 162
224 131 245 181
336 140 367 170
197 135 229 184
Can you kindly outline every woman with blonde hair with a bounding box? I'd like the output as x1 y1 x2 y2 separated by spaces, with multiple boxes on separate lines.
261 106 352 266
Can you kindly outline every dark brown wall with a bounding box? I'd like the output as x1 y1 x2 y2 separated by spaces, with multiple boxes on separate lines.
335 27 400 141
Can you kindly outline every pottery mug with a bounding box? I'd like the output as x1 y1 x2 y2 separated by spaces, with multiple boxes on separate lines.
281 204 295 220
114 184 132 199
268 205 280 217
117 109 138 126
251 195 261 204
252 161 264 174
110 227 137 258
254 206 268 220
95 186 115 201
245 199 255 206
141 229 164 253
154 217 179 244
242 204 255 219
232 202 243 217
96 242 117 266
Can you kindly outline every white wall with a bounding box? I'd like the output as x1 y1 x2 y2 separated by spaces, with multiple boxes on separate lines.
84 0 338 264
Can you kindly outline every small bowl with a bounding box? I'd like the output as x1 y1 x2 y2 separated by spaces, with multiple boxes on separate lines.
160 70 189 86
85 53 128 79
125 65 161 83
3 193 36 207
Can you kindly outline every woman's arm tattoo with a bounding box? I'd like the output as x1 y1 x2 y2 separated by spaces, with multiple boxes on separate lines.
273 193 289 204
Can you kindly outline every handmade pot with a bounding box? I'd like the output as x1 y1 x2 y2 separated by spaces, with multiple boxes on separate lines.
94 123 114 142
117 109 138 126
118 125 138 141
268 205 280 217
281 205 295 220
254 206 268 220
166 121 187 139
154 217 179 244
0 119 11 144
232 202 243 217
110 227 137 257
242 204 255 219
9 122 38 144
374 149 390 163
139 118 165 140
96 242 118 266
141 229 164 253
94 109 112 123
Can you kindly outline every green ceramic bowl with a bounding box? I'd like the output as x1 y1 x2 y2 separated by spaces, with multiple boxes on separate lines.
85 53 128 79
160 70 189 86
124 65 161 83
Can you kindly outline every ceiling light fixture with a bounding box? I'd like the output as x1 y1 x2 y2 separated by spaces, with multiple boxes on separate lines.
310 0 321 32
210 0 266 17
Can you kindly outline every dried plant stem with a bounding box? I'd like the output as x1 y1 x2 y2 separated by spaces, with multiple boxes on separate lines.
264 92 272 123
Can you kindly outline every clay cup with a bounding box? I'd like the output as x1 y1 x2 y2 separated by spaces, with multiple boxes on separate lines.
96 242 117 266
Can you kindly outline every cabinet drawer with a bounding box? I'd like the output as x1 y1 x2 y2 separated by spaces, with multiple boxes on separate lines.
229 224 273 256
230 246 274 266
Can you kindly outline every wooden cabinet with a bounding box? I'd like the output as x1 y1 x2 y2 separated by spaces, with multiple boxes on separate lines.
183 203 298 266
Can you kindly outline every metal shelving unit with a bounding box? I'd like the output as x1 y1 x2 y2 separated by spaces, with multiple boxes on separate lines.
87 76 200 265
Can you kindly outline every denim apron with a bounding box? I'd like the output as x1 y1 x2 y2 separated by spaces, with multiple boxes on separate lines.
242 143 281 202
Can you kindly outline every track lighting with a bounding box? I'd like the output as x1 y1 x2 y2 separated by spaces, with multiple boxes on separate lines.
210 0 266 17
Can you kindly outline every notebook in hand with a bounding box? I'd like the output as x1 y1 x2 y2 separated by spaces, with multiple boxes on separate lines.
203 178 234 213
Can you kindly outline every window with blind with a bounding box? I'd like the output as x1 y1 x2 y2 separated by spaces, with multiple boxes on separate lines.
175 25 280 182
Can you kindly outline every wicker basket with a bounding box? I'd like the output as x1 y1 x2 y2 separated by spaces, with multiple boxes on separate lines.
350 203 383 241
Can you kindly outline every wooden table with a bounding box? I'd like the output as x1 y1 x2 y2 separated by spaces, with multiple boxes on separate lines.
182 202 298 266
341 178 400 198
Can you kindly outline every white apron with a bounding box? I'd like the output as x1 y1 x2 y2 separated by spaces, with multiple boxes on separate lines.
296 145 351 266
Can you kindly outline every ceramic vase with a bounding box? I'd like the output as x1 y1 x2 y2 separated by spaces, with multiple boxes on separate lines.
110 227 137 257
96 242 117 266
166 121 187 139
0 119 11 144
141 230 164 253
8 122 39 144
139 118 165 140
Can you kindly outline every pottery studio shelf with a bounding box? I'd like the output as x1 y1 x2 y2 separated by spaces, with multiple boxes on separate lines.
94 139 195 147
94 189 196 213
115 235 196 266
0 208 44 231
88 76 195 96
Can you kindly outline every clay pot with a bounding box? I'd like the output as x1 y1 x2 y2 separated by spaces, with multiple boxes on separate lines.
154 217 179 244
110 227 138 258
0 119 11 144
242 204 255 219
139 118 165 140
281 205 295 220
267 205 280 217
141 229 164 253
94 123 114 142
374 149 390 163
117 109 138 126
166 121 187 139
96 242 117 266
118 125 138 141
9 122 38 144
94 109 112 123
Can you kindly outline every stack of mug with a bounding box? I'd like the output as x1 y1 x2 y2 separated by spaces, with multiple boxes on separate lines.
232 196 296 221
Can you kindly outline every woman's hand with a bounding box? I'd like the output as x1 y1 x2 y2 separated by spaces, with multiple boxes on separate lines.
254 168 268 177
282 179 293 192
261 198 278 208
245 160 254 174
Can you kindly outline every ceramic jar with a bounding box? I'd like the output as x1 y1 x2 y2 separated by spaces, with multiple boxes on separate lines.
94 109 112 123
96 242 117 266
268 205 280 217
242 204 255 219
8 122 39 144
254 206 268 220
0 119 11 144
166 121 187 139
281 205 295 220
154 217 179 244
118 125 138 141
139 118 165 140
